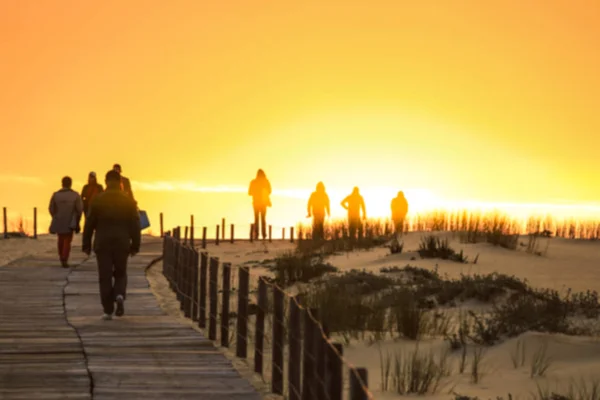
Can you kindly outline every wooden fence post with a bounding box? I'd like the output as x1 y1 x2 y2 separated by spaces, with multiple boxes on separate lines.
349 368 369 400
191 249 199 322
230 224 235 244
216 225 220 245
316 314 327 400
268 225 272 242
250 224 254 243
288 296 302 400
184 226 189 245
311 309 322 399
185 246 193 318
173 235 180 294
221 218 225 240
190 215 195 248
199 252 208 328
282 227 285 241
290 226 295 243
236 266 249 358
328 343 343 400
272 285 284 395
161 235 168 277
302 307 315 400
221 262 231 348
3 207 7 239
208 257 219 341
181 246 189 314
160 212 164 237
254 277 266 375
202 227 207 249
33 207 37 239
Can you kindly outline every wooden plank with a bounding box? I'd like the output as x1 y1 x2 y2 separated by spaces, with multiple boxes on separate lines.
0 237 260 399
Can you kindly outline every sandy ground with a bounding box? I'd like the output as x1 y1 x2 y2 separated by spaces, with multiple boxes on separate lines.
182 233 600 399
0 233 159 267
0 234 61 266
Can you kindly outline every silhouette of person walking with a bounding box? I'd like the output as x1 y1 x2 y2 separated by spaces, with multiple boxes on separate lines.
113 163 135 202
341 187 366 239
307 182 330 240
248 169 271 240
81 171 103 219
49 176 84 268
391 191 409 235
82 170 141 321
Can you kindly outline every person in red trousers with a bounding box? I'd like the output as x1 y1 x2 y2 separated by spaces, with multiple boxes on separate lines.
49 176 83 268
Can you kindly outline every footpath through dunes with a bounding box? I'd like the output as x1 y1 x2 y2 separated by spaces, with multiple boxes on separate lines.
0 237 262 400
0 250 91 399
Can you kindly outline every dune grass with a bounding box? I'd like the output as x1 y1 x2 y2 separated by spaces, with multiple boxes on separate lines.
288 256 600 345
530 340 553 378
379 344 451 395
295 209 600 240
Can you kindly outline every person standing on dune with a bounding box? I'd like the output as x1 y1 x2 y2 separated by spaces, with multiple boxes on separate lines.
49 176 84 268
391 191 409 235
341 187 366 239
82 170 141 321
307 181 330 241
248 169 272 240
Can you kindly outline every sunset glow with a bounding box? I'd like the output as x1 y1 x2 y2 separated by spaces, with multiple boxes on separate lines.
1 1 599 232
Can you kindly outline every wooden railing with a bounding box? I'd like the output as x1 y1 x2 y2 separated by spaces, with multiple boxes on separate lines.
161 226 375 400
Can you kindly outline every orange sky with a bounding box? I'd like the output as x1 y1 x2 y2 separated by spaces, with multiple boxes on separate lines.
1 1 599 230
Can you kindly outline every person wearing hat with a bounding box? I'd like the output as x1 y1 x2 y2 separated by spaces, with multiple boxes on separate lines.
81 171 104 218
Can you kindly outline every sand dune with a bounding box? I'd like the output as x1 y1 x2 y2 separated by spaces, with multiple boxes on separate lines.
200 232 600 293
195 232 600 399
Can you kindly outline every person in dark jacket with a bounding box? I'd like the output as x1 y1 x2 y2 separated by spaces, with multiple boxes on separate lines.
341 187 367 239
113 163 135 202
81 171 104 218
49 176 84 268
307 181 330 240
248 169 272 240
82 170 141 321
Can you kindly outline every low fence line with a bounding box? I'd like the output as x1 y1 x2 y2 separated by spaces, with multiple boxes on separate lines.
162 226 375 400
3 208 600 241
2 207 37 239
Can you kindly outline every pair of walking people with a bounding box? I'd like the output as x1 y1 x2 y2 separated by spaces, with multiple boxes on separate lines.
306 184 366 240
247 170 334 241
47 171 103 268
49 165 139 320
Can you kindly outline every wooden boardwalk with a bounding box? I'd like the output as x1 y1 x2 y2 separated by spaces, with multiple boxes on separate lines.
0 238 261 400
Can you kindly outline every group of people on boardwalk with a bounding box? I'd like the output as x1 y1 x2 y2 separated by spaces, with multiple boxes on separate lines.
49 163 140 321
47 165 408 321
248 168 409 241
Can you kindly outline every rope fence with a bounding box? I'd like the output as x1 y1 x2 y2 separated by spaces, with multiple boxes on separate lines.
162 225 375 400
